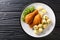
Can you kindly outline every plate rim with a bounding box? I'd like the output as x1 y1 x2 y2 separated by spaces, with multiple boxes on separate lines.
20 3 56 38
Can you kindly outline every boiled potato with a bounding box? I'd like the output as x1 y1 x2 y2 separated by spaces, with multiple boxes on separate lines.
47 19 51 24
38 28 43 33
37 6 43 11
43 24 48 29
34 30 39 34
34 28 43 34
38 24 43 28
43 15 49 20
42 19 47 24
41 9 47 14
33 25 38 30
38 9 47 17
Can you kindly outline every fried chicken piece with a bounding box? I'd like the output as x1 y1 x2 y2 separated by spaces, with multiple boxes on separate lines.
25 10 38 24
30 14 42 28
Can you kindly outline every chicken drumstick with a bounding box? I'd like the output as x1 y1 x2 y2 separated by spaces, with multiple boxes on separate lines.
25 10 38 24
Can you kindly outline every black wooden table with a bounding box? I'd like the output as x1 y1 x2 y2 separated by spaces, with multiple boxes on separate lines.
0 0 60 40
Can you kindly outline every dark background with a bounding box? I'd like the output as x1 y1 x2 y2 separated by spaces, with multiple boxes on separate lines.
0 0 60 40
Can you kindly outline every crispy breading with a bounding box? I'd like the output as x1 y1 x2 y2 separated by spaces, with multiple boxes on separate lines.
30 14 42 28
25 10 38 24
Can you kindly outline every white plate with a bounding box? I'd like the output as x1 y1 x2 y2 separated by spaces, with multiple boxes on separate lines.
21 3 56 38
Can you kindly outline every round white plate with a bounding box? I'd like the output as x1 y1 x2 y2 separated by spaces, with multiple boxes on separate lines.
21 3 56 38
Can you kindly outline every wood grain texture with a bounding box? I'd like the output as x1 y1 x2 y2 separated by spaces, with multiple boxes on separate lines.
0 0 60 40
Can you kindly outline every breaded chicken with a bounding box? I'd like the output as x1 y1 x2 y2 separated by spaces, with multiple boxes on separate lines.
30 14 42 28
25 10 38 24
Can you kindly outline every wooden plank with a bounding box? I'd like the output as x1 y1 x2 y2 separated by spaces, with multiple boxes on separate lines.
0 12 21 25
